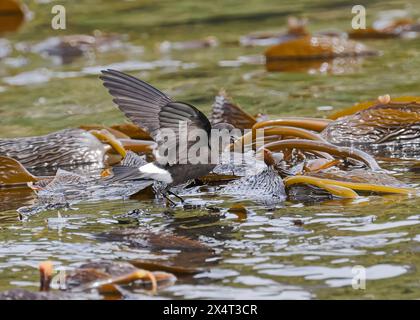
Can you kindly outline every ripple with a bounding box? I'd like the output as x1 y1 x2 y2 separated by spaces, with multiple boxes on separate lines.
257 264 409 287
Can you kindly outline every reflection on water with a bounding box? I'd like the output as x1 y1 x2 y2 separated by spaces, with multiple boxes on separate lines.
1 0 420 299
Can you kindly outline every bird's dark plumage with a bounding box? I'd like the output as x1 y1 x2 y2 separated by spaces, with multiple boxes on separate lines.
100 69 234 190
100 69 212 166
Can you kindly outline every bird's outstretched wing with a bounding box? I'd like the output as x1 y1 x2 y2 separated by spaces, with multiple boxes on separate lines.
100 69 212 165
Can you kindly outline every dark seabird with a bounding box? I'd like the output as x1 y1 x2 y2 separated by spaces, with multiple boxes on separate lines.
100 69 235 202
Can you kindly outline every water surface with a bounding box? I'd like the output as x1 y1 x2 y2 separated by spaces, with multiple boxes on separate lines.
1 0 420 299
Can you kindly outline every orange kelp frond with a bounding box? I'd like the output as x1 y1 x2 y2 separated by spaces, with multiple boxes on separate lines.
265 35 376 60
349 27 399 39
0 156 39 187
348 18 417 39
39 261 54 292
253 118 332 132
90 129 127 158
260 139 382 170
284 176 416 197
328 96 420 120
0 0 25 33
130 259 201 276
79 124 130 139
111 123 152 140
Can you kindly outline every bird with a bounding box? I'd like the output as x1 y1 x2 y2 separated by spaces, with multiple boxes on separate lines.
100 69 235 204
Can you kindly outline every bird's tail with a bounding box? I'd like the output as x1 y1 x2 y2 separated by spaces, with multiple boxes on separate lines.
104 151 148 183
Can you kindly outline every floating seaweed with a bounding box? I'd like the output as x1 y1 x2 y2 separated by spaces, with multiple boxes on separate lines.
0 128 154 173
0 260 176 300
349 15 420 39
24 31 137 64
0 0 26 34
323 96 420 159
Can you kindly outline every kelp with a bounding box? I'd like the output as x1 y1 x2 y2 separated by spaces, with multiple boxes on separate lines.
349 18 420 39
284 175 415 198
111 123 152 140
253 118 332 132
265 35 377 60
0 156 39 187
261 139 382 170
323 98 420 159
210 89 258 130
0 0 25 33
44 261 175 296
328 96 420 120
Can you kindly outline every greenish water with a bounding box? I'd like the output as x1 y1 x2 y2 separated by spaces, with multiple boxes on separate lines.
0 0 420 299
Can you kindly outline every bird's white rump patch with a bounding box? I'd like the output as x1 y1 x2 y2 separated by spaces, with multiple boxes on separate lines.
139 163 173 184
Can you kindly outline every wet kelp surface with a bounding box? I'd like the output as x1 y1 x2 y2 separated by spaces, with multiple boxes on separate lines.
1 0 420 299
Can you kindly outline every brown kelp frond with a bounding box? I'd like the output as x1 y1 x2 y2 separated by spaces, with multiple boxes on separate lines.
86 269 158 295
111 123 152 140
253 118 332 132
231 125 326 152
0 156 38 187
261 139 382 170
263 127 326 141
60 261 176 295
265 35 377 60
210 89 257 130
322 98 420 159
130 260 202 276
328 96 420 120
119 139 156 154
89 129 127 158
0 0 25 33
349 18 419 39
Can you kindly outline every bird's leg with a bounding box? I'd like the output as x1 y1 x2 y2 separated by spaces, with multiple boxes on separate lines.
161 192 177 207
167 190 185 203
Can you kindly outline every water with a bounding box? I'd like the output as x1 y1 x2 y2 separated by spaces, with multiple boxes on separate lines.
0 0 420 299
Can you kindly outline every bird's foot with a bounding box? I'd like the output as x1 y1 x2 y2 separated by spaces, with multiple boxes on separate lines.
167 190 185 203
